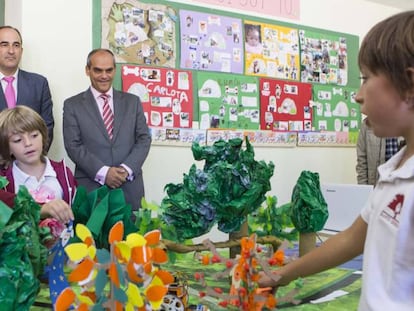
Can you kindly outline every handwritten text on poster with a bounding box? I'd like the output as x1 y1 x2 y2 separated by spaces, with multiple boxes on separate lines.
191 0 300 20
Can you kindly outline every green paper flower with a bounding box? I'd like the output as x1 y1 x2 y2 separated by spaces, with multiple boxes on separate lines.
71 185 137 249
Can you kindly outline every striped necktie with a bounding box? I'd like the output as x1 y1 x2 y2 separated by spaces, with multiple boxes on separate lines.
100 93 114 139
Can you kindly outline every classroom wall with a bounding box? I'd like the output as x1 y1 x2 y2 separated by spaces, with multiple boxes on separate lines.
4 0 402 217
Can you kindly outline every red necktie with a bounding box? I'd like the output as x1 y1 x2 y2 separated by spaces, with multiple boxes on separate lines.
3 76 16 108
100 93 114 139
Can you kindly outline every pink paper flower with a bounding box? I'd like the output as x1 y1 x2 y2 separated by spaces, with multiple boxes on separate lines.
30 185 56 204
39 218 65 248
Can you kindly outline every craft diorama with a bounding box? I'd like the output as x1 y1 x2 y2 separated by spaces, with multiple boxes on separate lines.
0 138 328 310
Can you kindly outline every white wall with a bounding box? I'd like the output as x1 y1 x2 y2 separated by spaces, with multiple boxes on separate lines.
5 0 401 210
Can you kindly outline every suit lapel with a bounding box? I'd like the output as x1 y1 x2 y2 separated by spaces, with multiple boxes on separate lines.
16 70 28 106
0 85 6 110
112 90 127 141
0 70 31 110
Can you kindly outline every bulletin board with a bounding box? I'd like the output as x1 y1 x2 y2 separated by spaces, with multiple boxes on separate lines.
197 72 260 130
121 65 194 128
244 20 300 80
259 78 312 132
100 0 177 67
93 0 361 146
311 84 360 132
179 10 243 73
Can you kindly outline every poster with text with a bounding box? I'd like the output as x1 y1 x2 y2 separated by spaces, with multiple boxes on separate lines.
312 85 360 132
122 65 193 128
259 78 312 131
244 20 299 81
180 10 243 73
299 29 348 86
101 0 177 67
197 72 260 129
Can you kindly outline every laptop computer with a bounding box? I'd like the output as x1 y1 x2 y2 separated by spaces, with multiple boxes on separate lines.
320 183 373 233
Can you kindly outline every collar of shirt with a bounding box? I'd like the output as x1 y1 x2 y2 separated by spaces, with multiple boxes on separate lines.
13 157 57 185
90 86 114 113
12 157 64 202
378 146 414 182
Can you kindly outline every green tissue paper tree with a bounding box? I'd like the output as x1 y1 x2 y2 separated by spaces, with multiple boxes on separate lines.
290 170 328 256
160 137 275 241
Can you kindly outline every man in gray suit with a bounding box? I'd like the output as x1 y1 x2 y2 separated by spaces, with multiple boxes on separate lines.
63 48 151 213
0 26 54 149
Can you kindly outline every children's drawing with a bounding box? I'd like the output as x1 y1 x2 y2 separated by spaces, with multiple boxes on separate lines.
180 10 243 73
312 85 360 132
260 78 312 131
122 65 193 128
244 20 299 81
299 29 348 85
197 72 259 129
101 0 176 67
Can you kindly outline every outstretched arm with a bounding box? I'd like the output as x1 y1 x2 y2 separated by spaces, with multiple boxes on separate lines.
259 216 367 288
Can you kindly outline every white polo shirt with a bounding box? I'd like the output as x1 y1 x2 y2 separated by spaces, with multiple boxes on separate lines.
12 157 63 203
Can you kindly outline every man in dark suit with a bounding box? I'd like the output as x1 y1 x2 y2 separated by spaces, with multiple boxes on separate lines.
0 26 54 149
63 48 151 213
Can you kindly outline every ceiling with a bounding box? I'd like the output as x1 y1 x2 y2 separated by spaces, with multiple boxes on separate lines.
364 0 414 10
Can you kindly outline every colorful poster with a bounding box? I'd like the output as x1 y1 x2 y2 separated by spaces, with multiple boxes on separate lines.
122 65 193 128
180 10 243 73
101 0 176 67
298 131 356 146
244 130 298 146
259 78 312 131
192 0 300 21
244 20 299 81
206 129 245 144
150 127 207 146
197 72 260 129
299 29 348 85
311 85 360 132
206 129 297 146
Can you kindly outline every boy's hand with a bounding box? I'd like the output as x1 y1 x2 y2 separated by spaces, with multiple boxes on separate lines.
258 270 287 291
41 199 74 224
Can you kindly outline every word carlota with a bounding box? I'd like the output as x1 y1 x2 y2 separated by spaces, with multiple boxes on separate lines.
147 83 190 103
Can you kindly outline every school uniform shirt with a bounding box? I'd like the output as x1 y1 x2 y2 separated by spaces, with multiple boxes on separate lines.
0 158 76 206
359 146 414 311
12 158 63 203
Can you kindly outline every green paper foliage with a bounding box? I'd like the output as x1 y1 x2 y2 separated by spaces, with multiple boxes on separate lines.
248 195 298 242
135 198 177 242
0 176 7 188
161 137 274 240
71 185 137 249
0 183 50 310
290 171 329 233
0 177 12 230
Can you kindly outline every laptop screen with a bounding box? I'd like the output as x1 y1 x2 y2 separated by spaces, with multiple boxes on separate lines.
321 183 373 233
